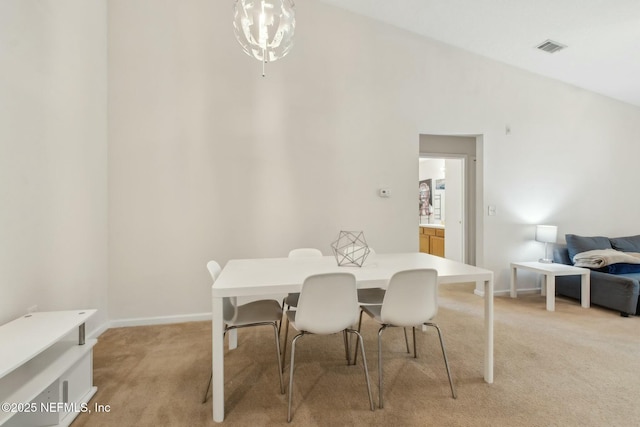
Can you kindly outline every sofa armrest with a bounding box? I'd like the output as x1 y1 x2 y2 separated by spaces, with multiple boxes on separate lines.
589 270 640 290
556 269 639 315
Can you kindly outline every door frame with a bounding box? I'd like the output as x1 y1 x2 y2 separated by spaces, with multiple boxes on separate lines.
419 134 484 267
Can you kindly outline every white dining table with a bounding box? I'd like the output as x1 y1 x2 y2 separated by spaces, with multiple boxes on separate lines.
210 252 494 422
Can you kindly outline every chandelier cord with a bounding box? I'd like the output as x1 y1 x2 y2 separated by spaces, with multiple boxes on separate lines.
262 50 266 77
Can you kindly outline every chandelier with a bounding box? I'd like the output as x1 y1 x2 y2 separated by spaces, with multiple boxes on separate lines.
233 0 296 76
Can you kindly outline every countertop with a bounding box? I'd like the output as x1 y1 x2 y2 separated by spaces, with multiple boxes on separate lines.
420 223 445 229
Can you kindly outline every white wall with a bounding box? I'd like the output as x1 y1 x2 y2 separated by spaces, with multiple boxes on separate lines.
5 1 640 326
106 0 640 320
0 0 108 331
107 0 423 320
419 159 445 182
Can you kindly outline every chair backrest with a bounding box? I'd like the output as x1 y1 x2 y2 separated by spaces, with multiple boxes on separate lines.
380 269 438 327
295 273 358 334
207 260 222 281
288 248 323 258
207 260 236 323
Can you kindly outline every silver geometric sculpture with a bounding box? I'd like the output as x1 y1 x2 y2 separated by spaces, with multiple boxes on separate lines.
331 231 371 267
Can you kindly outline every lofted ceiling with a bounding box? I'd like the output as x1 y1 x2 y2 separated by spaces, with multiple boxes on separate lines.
316 0 640 107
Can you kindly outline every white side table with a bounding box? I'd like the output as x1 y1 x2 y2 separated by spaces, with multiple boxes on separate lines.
510 261 590 311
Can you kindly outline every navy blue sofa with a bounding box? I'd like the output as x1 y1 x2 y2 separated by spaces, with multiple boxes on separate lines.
553 234 640 316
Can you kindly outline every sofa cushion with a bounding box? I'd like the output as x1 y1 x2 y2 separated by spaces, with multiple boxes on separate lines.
600 263 640 274
565 234 612 264
552 246 572 265
610 235 640 253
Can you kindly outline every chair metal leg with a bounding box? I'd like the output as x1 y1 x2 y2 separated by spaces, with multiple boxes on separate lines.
412 326 417 358
287 333 305 423
288 329 373 423
353 309 364 364
279 298 287 337
426 322 457 399
271 322 285 394
343 329 351 365
377 325 389 408
348 329 375 411
403 327 410 353
202 373 213 404
281 315 290 371
203 322 286 403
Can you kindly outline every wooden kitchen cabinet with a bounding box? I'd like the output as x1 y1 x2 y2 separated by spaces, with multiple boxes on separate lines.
419 228 430 253
419 226 445 257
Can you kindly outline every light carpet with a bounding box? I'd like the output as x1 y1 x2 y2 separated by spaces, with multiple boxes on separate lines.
72 284 639 426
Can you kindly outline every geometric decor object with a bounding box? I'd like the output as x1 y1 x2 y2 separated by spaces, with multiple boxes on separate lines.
233 0 296 76
331 231 371 267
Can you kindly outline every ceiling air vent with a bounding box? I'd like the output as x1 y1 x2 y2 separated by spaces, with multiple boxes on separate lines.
536 39 567 53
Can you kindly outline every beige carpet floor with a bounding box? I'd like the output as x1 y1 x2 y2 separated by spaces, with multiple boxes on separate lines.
72 284 639 427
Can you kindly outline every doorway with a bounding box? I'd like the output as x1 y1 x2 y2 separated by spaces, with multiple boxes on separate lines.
419 157 464 262
419 134 483 266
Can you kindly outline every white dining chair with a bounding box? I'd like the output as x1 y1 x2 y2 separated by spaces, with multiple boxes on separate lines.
354 247 386 303
353 248 410 361
286 272 375 422
202 260 285 403
356 268 456 408
280 248 323 361
282 248 323 308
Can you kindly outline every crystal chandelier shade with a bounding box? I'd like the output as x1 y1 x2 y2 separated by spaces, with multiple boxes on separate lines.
233 0 296 64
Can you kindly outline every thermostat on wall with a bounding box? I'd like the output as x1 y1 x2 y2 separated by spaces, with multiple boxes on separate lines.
378 188 391 198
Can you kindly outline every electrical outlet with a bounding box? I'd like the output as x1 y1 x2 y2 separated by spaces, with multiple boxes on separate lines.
488 205 497 216
27 305 38 314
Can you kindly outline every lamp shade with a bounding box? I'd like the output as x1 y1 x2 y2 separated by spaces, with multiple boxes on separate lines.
535 225 558 243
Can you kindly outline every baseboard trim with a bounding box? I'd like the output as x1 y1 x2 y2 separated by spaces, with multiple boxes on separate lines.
88 322 110 340
109 312 212 329
474 287 542 297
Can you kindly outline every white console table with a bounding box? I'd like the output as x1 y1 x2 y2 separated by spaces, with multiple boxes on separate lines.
0 310 97 427
510 262 590 311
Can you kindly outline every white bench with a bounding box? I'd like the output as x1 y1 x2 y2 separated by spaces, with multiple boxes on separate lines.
0 310 97 427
